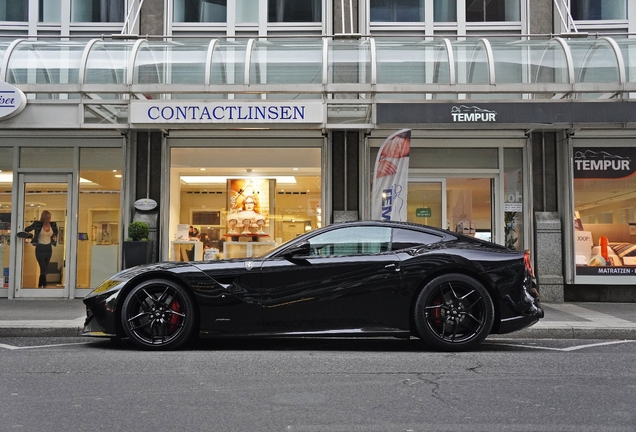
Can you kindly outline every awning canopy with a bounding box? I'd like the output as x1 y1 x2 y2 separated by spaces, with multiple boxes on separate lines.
2 36 636 99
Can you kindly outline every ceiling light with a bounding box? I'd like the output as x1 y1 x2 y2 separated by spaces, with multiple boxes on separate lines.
180 176 297 184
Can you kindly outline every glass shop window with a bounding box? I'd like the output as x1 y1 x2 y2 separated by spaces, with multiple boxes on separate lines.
173 0 227 23
504 148 524 251
0 0 27 21
571 0 626 20
76 148 123 289
573 145 636 278
370 0 424 23
466 0 520 22
71 0 124 22
0 148 14 286
268 0 321 22
169 146 322 261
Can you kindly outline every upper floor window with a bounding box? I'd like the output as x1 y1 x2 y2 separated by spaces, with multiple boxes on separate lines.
0 0 27 21
434 0 456 22
370 0 424 23
466 0 520 22
71 0 124 23
268 0 321 23
174 0 227 23
571 0 626 20
39 0 61 22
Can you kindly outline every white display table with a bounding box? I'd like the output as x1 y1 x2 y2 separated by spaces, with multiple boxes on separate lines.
172 240 203 261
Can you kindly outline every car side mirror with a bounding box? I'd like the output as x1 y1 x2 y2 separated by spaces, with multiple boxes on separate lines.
283 241 311 260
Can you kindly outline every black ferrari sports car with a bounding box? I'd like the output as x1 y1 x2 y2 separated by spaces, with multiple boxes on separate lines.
82 220 543 352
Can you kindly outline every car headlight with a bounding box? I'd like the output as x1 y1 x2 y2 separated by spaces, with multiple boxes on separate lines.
89 279 123 296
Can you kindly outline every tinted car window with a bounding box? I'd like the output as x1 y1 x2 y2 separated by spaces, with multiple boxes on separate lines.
308 226 391 256
391 228 442 251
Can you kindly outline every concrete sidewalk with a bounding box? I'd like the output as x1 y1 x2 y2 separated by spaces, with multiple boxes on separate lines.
1 299 636 339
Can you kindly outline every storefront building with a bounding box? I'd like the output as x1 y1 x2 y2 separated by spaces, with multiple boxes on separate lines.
1 0 636 302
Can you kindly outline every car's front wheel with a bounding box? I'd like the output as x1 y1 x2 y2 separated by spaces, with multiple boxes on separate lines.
120 279 197 350
414 274 494 352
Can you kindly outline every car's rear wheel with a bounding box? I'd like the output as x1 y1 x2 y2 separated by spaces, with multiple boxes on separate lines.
414 274 494 352
120 279 197 350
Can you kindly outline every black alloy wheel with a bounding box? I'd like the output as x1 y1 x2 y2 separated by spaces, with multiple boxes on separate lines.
414 274 494 352
120 279 197 350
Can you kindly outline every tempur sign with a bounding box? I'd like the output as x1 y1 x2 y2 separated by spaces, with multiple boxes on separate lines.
451 105 497 122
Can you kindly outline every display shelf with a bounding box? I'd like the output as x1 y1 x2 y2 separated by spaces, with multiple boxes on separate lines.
223 241 276 259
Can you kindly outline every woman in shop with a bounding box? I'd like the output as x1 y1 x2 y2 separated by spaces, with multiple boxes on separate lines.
22 211 58 288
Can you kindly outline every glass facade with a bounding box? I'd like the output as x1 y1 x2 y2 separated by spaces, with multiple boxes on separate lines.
0 148 13 290
169 146 322 260
0 0 27 21
371 143 522 249
571 0 627 21
76 148 122 289
268 0 321 22
70 0 124 22
466 0 520 22
573 141 636 278
370 0 425 23
173 0 227 23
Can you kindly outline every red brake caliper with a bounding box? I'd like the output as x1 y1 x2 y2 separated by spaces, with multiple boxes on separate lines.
431 297 443 329
169 299 182 332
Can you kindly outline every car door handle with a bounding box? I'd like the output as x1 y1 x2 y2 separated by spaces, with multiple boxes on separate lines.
385 263 400 272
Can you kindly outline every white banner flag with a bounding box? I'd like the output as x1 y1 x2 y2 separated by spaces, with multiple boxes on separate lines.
371 129 411 221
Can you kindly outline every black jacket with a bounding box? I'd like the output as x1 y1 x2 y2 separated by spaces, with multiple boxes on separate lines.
24 221 58 246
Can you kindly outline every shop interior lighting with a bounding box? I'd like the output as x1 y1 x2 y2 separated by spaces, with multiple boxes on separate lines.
0 173 93 184
180 176 297 184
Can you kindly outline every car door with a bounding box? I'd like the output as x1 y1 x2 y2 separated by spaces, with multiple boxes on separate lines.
260 225 403 333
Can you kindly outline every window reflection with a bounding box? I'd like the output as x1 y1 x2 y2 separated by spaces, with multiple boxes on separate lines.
370 0 424 23
571 0 626 20
39 0 61 22
173 0 227 23
71 0 124 23
0 0 27 21
268 0 321 23
466 0 520 22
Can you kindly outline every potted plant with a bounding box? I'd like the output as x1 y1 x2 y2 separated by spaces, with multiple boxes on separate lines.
122 221 154 269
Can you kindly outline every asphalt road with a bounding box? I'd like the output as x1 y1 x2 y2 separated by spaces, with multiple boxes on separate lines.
1 337 635 432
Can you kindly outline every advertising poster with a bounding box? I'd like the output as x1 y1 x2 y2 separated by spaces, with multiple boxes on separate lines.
227 178 271 235
573 147 636 276
371 129 411 221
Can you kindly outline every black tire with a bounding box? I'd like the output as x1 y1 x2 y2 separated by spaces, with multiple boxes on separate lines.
120 279 197 350
414 274 494 352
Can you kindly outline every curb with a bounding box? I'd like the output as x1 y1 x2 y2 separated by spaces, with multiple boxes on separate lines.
0 319 84 337
2 324 636 340
489 325 636 340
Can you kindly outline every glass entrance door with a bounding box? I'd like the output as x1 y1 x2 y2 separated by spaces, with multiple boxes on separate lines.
15 174 71 298
408 177 495 242
407 180 446 229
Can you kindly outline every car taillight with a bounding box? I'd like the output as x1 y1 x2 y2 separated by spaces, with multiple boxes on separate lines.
524 249 535 278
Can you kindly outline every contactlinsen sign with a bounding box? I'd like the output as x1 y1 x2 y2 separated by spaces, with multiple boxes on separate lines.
130 101 324 124
0 81 27 121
